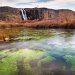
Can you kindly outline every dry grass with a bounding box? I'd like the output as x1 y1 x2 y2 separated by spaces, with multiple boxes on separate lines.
0 20 75 28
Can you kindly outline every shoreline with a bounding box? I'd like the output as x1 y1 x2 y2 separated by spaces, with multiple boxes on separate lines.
0 20 75 29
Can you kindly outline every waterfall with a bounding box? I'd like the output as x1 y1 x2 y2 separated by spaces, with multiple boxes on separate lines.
23 10 27 20
20 9 27 20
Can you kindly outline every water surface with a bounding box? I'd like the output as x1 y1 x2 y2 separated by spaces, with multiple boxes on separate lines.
0 28 75 75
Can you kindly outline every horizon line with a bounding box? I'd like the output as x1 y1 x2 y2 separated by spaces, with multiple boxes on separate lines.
0 6 75 12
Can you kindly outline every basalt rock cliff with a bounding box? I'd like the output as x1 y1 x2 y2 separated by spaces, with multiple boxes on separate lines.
0 6 75 28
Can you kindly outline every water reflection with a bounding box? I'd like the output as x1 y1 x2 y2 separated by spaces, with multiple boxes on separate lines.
0 28 75 75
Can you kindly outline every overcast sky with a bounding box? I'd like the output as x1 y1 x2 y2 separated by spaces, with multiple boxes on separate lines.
0 0 75 11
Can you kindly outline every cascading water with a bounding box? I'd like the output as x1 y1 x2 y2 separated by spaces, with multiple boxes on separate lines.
23 10 27 20
20 9 27 20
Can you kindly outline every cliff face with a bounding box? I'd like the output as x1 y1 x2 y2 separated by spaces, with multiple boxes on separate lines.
0 6 75 25
25 8 75 23
25 8 49 20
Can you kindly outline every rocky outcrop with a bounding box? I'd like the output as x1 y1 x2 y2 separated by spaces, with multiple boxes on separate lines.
25 8 49 20
25 8 75 23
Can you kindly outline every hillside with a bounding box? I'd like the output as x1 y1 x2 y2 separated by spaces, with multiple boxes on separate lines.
0 6 21 22
0 6 75 28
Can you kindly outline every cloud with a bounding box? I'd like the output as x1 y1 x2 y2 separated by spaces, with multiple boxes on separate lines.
56 0 75 3
7 0 15 2
16 2 33 8
0 0 75 10
37 0 53 2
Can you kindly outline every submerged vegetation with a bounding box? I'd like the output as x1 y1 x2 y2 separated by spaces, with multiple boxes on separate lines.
0 49 55 75
64 55 75 71
0 28 58 42
0 28 75 75
0 46 75 75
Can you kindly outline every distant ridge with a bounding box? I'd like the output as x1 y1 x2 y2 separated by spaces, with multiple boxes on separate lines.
0 6 75 28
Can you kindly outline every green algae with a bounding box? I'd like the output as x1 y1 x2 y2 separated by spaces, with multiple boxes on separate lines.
0 49 55 75
0 52 18 75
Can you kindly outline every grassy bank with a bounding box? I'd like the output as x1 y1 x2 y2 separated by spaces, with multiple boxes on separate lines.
0 20 75 29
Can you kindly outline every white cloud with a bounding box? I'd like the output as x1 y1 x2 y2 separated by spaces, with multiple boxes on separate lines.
0 0 36 7
0 0 75 10
55 0 75 3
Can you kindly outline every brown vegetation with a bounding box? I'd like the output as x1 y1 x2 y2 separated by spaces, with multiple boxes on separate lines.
0 6 75 28
0 20 75 28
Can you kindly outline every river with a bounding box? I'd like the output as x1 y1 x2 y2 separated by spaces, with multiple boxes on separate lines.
0 28 75 75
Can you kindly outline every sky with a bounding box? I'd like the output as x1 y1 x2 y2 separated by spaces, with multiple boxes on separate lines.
0 0 75 11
